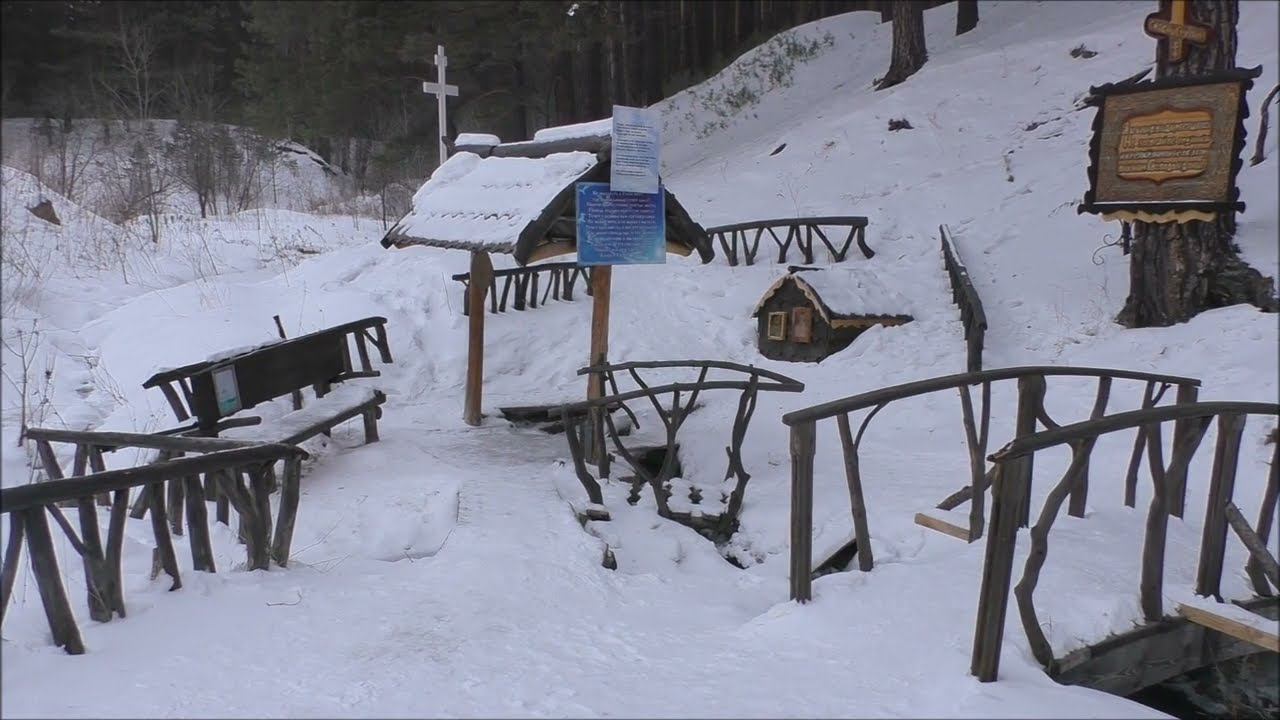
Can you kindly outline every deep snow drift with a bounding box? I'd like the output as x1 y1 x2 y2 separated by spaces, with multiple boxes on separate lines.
2 1 1277 717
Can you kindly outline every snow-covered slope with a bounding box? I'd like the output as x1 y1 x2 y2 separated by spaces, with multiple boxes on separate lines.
2 1 1277 717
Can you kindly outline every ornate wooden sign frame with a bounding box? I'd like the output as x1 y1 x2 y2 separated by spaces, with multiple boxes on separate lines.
1078 66 1261 222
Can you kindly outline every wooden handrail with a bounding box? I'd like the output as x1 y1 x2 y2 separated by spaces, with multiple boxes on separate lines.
705 216 869 234
21 427 260 453
1 443 307 514
782 366 1201 426
990 402 1279 461
940 225 987 373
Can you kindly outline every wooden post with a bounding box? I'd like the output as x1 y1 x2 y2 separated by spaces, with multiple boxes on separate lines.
1196 412 1245 599
464 251 493 427
22 507 85 654
1012 376 1040 527
789 421 816 602
586 266 612 470
971 461 1022 682
1165 383 1200 518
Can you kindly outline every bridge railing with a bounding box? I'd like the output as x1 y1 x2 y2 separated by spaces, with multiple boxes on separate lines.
552 360 804 540
1 429 307 654
940 225 987 373
705 216 872 266
780 366 1202 603
970 402 1279 682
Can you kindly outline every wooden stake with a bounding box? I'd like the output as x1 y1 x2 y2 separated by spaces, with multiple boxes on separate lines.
464 251 493 427
586 265 612 466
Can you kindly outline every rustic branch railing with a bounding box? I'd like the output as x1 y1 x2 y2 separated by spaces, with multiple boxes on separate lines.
452 261 593 315
705 217 872 266
552 360 803 541
970 402 1279 682
2 431 308 654
940 225 987 373
781 366 1202 603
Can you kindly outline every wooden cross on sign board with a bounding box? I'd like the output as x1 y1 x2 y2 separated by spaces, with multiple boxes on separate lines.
1144 0 1210 64
423 45 459 168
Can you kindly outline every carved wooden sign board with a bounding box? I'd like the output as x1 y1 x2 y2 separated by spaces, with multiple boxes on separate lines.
1078 67 1262 223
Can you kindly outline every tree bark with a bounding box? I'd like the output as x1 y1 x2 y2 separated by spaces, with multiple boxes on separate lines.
956 0 978 35
1118 0 1278 327
876 1 928 90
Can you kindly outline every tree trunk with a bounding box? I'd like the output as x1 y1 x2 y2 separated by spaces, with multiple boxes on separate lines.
1118 0 1278 327
876 1 928 90
956 0 978 35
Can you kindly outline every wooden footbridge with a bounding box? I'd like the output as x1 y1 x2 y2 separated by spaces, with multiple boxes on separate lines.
783 366 1278 695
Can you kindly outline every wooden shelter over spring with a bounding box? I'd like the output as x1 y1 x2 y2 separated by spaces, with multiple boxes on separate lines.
380 125 714 425
753 267 913 363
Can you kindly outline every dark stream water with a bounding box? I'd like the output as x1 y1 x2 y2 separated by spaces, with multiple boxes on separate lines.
1129 652 1279 719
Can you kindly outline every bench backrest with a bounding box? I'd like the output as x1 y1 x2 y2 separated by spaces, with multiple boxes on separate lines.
143 316 392 431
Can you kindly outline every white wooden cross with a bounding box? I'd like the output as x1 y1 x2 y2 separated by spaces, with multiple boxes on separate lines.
422 44 459 168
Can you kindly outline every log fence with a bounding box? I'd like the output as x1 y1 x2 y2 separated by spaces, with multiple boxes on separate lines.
969 402 1279 682
705 216 872 266
453 262 593 315
1 430 308 654
780 366 1202 603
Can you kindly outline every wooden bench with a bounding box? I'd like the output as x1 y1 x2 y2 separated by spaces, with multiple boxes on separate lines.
142 316 393 445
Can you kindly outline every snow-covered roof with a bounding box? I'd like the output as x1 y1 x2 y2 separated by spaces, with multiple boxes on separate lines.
753 267 914 323
381 145 715 265
532 118 611 143
381 151 598 256
454 132 501 147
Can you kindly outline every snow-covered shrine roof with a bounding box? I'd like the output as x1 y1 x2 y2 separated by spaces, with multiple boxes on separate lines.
382 127 713 266
754 267 914 325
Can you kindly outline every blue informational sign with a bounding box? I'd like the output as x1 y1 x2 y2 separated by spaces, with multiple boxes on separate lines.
576 182 666 266
610 105 661 194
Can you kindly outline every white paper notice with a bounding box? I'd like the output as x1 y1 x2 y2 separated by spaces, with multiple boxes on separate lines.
610 105 660 194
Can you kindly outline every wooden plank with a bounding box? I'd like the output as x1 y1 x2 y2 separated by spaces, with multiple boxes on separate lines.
464 251 492 426
22 507 85 654
23 427 259 454
914 509 972 541
1177 599 1279 653
1052 597 1278 696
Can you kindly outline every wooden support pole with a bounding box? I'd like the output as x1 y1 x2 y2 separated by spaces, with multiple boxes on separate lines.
464 251 493 427
586 265 612 470
789 421 816 602
1196 413 1245 599
971 462 1022 682
22 507 84 654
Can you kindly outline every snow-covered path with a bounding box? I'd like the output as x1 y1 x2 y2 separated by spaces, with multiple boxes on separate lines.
1 408 1167 718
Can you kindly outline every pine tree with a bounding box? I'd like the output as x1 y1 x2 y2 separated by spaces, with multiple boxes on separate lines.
1118 0 1277 327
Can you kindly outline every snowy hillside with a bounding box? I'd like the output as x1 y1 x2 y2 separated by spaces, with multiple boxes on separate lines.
0 118 390 221
2 1 1278 717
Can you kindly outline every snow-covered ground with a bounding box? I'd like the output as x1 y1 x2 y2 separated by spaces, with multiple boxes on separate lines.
2 1 1277 717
